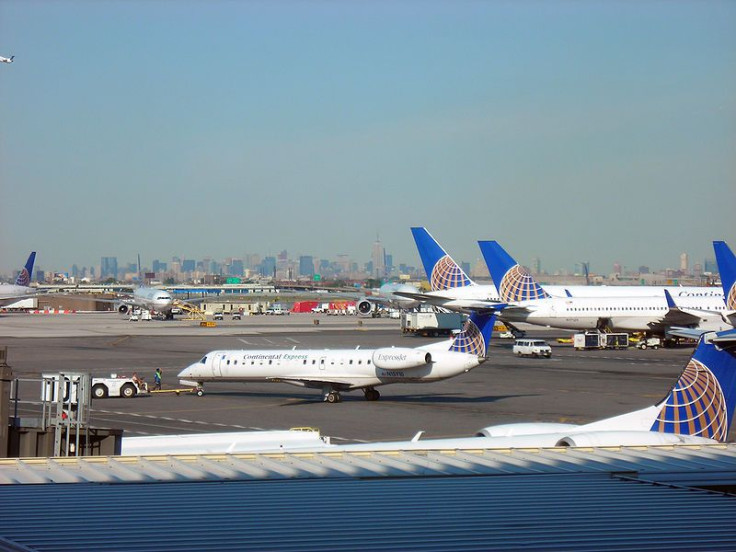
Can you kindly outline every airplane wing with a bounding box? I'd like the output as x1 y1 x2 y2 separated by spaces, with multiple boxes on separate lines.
393 291 506 314
666 327 706 341
267 376 361 391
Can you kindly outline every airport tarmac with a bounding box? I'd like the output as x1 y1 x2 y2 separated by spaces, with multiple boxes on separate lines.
1 312 713 445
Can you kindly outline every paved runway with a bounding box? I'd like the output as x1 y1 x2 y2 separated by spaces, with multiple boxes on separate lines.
1 312 707 444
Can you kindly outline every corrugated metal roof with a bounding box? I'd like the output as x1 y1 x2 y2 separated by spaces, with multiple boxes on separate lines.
1 445 735 551
1 443 735 485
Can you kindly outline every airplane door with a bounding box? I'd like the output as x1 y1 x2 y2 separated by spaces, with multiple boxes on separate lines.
319 357 327 371
213 354 225 377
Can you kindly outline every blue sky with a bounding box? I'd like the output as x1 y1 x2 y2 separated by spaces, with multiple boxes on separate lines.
1 1 734 276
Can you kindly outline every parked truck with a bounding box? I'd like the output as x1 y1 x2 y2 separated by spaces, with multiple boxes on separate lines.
401 312 466 337
573 332 629 350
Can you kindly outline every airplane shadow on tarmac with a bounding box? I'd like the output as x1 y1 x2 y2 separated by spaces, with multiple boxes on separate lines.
196 389 529 405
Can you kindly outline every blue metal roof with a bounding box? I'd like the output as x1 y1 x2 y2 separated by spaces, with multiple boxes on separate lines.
1 445 735 551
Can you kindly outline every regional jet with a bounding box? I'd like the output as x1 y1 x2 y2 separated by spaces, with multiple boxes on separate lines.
0 55 14 64
178 311 496 402
140 328 736 453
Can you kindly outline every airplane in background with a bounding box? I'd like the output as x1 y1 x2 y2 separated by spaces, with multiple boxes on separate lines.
479 240 730 335
356 282 421 316
407 227 723 303
0 252 38 308
0 55 14 64
178 311 496 403
114 286 176 319
714 241 736 323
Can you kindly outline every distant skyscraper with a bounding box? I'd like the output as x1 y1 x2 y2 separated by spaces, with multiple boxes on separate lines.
229 259 244 276
613 262 622 275
371 237 386 279
182 259 196 273
532 257 541 275
704 258 717 274
299 256 315 277
680 253 688 274
101 257 118 280
261 256 276 277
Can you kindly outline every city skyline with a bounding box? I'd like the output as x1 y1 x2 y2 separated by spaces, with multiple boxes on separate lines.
3 240 719 284
1 2 734 273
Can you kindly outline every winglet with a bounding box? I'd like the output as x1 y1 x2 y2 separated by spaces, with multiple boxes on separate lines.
449 311 495 356
411 227 473 291
664 289 677 309
650 329 736 441
14 252 36 287
478 241 550 302
714 241 736 310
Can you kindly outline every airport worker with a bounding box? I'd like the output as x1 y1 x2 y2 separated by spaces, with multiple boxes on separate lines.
153 368 162 391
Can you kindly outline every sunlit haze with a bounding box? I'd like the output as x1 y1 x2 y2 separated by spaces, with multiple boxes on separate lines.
1 1 734 277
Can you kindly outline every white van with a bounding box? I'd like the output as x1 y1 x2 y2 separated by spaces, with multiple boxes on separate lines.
513 339 552 358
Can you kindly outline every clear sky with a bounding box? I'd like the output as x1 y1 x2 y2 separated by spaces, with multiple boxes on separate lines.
1 1 734 276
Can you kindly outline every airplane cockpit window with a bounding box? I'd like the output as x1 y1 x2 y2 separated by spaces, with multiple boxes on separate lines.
200 356 207 364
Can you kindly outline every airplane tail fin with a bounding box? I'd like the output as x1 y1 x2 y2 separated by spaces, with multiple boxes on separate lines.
14 252 36 287
650 330 736 441
411 227 473 291
713 241 736 310
449 311 496 357
478 241 550 302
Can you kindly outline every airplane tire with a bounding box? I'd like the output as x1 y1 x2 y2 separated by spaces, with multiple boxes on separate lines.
196 389 204 397
326 393 339 404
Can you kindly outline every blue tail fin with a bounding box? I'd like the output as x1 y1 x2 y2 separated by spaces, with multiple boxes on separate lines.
449 312 495 357
477 241 550 302
713 241 736 310
651 330 736 441
411 227 473 291
14 252 36 287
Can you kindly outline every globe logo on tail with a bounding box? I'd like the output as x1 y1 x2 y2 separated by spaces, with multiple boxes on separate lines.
498 265 550 302
728 282 736 310
430 255 471 291
15 268 30 287
450 319 486 356
652 358 728 441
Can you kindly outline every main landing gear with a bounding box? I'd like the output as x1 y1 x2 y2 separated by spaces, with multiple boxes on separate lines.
363 388 380 401
324 390 342 403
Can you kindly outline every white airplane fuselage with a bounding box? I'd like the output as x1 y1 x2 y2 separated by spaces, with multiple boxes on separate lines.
505 294 731 332
179 346 482 390
130 287 174 314
0 284 36 307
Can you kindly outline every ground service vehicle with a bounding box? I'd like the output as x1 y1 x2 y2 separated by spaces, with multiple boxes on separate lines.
637 337 662 350
91 376 148 399
213 311 224 320
513 339 552 358
400 311 466 337
574 332 629 350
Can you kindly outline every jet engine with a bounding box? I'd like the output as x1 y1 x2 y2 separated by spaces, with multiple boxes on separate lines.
554 431 715 447
357 299 376 316
118 304 130 314
372 348 431 369
475 423 579 438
